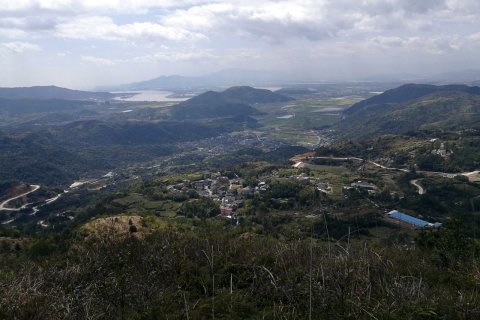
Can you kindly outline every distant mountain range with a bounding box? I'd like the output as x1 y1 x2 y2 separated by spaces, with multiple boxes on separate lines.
340 83 480 138
358 69 480 83
170 86 293 120
427 69 480 83
102 68 480 91
0 86 114 100
102 69 288 91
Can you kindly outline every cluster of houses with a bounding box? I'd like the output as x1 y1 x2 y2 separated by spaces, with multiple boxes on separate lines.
163 167 444 230
292 172 332 194
432 142 450 158
180 132 284 157
166 171 271 218
164 169 335 218
341 180 378 200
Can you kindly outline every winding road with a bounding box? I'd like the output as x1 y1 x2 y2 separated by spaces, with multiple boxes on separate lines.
294 155 479 195
409 179 426 195
0 185 40 211
1 185 70 224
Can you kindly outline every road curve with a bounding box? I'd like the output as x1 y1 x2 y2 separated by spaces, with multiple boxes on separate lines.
410 179 426 195
0 184 40 211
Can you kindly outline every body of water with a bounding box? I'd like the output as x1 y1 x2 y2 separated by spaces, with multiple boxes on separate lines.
113 91 190 102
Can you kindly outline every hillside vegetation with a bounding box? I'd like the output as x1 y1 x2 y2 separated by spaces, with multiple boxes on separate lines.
0 85 114 100
340 84 480 138
0 120 233 185
344 83 480 116
0 98 97 116
170 86 292 120
1 82 480 319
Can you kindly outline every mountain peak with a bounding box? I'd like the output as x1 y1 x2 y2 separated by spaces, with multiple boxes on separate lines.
345 83 480 116
170 86 292 120
338 83 480 138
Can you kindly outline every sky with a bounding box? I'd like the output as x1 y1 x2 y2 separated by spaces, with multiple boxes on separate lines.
1 0 480 89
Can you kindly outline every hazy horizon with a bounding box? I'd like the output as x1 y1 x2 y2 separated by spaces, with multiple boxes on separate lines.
1 0 480 89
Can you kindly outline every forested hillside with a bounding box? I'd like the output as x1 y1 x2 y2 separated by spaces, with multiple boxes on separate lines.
0 86 114 100
340 84 480 138
0 120 232 185
170 86 291 120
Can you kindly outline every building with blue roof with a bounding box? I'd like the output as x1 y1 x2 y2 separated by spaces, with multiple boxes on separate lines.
386 210 442 229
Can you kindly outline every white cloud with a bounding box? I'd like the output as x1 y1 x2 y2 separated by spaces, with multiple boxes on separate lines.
0 0 220 14
55 16 206 42
2 0 480 45
162 2 333 43
81 55 115 66
0 28 28 39
469 32 480 41
369 35 462 55
0 41 41 53
159 0 480 44
56 50 71 57
1 1 480 87
131 51 216 63
80 50 215 66
426 36 461 54
370 36 420 47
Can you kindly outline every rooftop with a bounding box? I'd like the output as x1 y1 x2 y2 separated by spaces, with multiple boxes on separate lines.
387 210 441 229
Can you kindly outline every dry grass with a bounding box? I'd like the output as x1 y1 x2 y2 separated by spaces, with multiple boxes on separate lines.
81 215 149 239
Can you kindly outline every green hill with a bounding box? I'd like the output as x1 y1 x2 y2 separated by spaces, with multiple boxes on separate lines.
0 120 231 185
40 120 226 146
340 84 480 138
220 86 293 104
170 86 292 120
344 83 480 116
0 85 114 100
0 98 95 115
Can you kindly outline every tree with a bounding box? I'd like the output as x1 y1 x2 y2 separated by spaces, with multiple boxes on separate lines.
179 198 220 219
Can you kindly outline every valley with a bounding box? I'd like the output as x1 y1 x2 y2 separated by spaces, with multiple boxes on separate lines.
1 82 480 319
4 0 480 317
1 83 479 231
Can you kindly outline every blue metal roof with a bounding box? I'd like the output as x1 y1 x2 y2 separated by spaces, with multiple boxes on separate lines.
387 210 430 228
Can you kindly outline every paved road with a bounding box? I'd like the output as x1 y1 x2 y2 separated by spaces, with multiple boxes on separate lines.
297 156 477 177
298 156 407 172
0 185 40 211
294 155 478 193
410 179 426 195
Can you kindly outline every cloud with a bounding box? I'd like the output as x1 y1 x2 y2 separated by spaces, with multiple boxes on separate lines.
0 16 59 31
469 32 480 41
0 28 28 39
0 41 41 53
81 55 115 66
425 36 461 54
159 0 480 44
0 0 216 14
56 50 71 57
369 35 462 54
80 50 215 66
55 16 206 42
2 1 480 45
2 1 480 87
131 51 216 63
161 2 336 43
